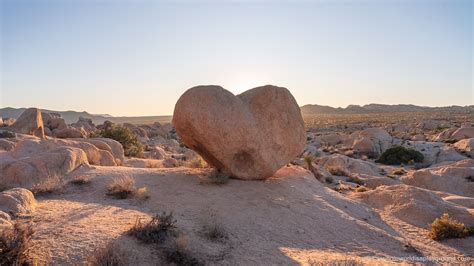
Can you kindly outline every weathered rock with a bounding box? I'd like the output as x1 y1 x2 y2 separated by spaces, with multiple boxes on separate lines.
351 128 393 158
1 146 89 188
351 184 473 228
48 117 68 130
454 138 474 158
71 117 95 133
0 188 36 216
80 138 125 165
8 108 45 138
0 139 16 151
53 127 87 138
401 164 474 197
173 85 306 180
451 127 474 141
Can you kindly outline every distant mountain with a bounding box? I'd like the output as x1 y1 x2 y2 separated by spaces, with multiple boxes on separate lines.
300 104 474 115
0 107 172 125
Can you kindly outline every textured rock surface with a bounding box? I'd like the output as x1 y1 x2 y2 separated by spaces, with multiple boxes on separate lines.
8 108 45 138
173 85 306 179
0 188 37 216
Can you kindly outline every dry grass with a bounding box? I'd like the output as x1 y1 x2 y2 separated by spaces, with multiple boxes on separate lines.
201 223 228 242
88 243 129 266
164 235 203 266
31 175 63 196
69 175 91 186
198 169 230 185
429 213 474 241
327 166 349 177
183 157 208 168
136 187 150 200
0 222 34 265
128 212 177 244
106 176 136 199
391 168 406 175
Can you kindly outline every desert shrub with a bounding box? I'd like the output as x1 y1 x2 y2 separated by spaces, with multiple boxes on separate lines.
88 243 129 266
183 157 208 168
107 176 136 199
429 213 474 241
0 130 15 138
355 185 368 192
376 146 424 165
198 169 230 185
31 175 63 196
96 124 144 158
70 176 91 186
391 168 406 175
135 187 150 200
465 176 474 182
128 212 177 244
327 166 349 177
201 223 228 242
0 222 34 265
164 235 202 266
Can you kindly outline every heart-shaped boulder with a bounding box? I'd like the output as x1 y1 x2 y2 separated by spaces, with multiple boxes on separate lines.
173 85 306 180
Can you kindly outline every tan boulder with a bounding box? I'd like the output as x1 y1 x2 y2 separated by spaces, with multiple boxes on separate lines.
173 85 306 180
80 138 125 165
0 211 12 231
8 108 45 138
0 188 36 216
1 146 89 188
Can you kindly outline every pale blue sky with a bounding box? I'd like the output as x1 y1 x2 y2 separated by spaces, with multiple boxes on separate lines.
1 0 472 116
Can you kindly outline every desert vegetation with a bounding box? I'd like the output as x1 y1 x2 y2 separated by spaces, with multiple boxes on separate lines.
429 213 474 241
95 123 144 158
128 212 178 244
376 146 424 165
0 222 34 265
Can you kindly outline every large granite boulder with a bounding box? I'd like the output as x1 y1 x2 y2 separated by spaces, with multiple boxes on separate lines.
173 85 306 180
8 108 45 138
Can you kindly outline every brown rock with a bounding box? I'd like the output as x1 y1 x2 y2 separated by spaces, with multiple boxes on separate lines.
173 85 306 180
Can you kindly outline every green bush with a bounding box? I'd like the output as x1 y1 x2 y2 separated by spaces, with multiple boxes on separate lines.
376 146 424 165
96 124 144 157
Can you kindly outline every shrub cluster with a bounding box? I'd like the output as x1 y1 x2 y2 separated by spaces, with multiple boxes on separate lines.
96 123 144 158
128 212 177 244
429 213 474 241
376 146 424 165
0 222 33 265
0 130 15 138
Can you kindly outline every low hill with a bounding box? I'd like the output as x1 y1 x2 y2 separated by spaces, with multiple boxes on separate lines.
301 104 474 115
0 107 172 125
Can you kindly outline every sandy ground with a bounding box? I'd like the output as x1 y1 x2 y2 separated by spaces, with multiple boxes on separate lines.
25 165 473 265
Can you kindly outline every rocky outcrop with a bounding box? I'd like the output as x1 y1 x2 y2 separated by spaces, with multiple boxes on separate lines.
351 184 473 228
8 108 45 138
173 85 306 180
454 138 474 158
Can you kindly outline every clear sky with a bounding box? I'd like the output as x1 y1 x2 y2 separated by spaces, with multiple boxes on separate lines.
1 0 472 116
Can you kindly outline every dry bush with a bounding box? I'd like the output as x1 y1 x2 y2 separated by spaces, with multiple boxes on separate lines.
391 168 406 175
324 176 334 184
128 212 177 244
0 222 34 265
135 187 150 200
0 130 15 138
70 175 91 186
88 242 129 266
164 235 202 266
198 169 230 185
429 213 474 241
355 186 368 192
327 166 349 177
107 176 136 199
201 223 228 242
183 157 208 168
31 175 63 196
